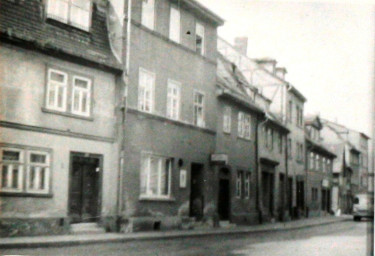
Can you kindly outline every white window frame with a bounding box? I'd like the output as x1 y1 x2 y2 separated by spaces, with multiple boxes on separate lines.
244 172 251 198
193 90 205 127
140 153 172 199
238 112 251 140
236 171 243 198
169 5 181 43
141 0 155 30
223 106 231 134
46 68 68 112
138 68 155 113
46 0 92 31
0 148 24 192
195 22 205 55
71 75 92 117
26 151 50 194
166 79 181 120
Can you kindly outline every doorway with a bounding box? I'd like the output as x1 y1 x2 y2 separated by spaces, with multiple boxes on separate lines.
190 163 204 220
262 171 274 215
218 168 230 220
69 153 102 223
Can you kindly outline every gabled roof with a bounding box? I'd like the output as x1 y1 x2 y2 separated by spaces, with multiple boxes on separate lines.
181 0 224 26
0 0 122 71
305 137 337 158
265 112 290 134
305 114 323 130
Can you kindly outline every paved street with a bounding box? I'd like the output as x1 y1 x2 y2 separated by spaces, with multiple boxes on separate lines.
1 219 371 256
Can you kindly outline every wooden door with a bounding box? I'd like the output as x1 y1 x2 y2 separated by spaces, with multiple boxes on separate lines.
69 155 100 223
218 179 230 220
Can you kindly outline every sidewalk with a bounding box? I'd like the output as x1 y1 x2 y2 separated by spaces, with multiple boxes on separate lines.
0 216 351 249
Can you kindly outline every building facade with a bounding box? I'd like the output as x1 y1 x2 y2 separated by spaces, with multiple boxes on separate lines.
0 0 123 236
304 116 336 217
119 0 224 231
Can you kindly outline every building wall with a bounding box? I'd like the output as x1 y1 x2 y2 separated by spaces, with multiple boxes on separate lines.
120 0 220 228
214 99 260 224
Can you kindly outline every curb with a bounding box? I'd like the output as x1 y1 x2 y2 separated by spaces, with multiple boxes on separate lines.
0 218 350 249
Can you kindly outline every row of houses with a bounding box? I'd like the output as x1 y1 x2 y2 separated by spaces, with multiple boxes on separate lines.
0 0 370 237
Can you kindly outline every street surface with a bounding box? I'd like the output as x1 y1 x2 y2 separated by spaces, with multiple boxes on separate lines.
1 219 371 256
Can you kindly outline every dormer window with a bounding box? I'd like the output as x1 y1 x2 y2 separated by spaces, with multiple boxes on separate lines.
46 0 92 31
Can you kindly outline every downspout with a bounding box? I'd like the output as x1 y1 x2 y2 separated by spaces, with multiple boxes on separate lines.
117 0 132 222
257 113 269 224
284 131 289 220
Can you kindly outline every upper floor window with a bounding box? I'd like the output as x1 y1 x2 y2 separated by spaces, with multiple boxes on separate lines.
0 146 51 195
46 0 92 31
278 133 283 153
287 138 292 158
46 68 92 117
223 106 231 133
141 0 155 30
309 152 315 170
316 154 320 171
169 6 181 43
166 80 181 120
287 100 292 122
71 76 91 117
266 127 273 150
238 112 252 140
140 153 172 199
193 91 205 127
138 68 155 113
195 22 205 55
296 106 300 125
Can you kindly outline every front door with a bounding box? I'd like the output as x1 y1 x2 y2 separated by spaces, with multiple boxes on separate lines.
69 154 101 223
218 179 230 220
190 163 204 220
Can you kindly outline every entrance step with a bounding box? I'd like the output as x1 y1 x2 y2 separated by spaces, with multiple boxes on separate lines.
70 223 106 235
219 221 237 228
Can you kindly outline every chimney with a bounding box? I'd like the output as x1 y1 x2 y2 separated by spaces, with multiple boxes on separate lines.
275 67 287 80
234 37 248 56
255 58 277 74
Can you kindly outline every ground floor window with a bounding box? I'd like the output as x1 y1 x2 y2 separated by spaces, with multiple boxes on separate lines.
236 170 251 199
140 153 173 199
0 146 51 194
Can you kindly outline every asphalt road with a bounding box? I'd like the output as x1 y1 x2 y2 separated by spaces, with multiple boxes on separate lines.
1 219 372 256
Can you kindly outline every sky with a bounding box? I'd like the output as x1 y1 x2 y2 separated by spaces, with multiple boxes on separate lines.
197 0 374 136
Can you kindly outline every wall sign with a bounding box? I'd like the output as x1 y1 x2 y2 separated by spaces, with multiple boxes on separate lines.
210 153 228 165
180 169 187 188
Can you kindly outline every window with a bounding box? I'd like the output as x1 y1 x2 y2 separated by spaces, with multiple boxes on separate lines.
267 128 273 150
223 106 231 133
138 68 155 113
327 159 332 172
169 6 180 43
195 22 205 55
244 172 251 198
312 188 318 201
193 91 205 127
46 69 68 112
316 154 320 171
287 138 292 158
299 108 303 126
26 151 50 193
296 106 300 125
141 0 155 30
278 133 283 154
71 76 91 116
236 171 243 198
45 68 92 117
287 101 292 122
309 152 315 170
46 0 92 31
0 147 51 194
322 158 326 172
166 80 181 120
0 149 23 192
296 142 299 160
140 154 172 198
238 112 252 140
296 143 303 162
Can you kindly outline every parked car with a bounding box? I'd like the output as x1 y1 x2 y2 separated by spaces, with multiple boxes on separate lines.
353 193 374 221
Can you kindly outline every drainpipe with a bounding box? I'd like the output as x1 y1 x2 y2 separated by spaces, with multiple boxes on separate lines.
257 113 269 224
117 0 132 224
284 132 289 220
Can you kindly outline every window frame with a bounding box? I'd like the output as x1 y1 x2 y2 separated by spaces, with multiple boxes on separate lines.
0 145 52 196
195 22 205 55
140 153 173 200
169 5 181 43
71 75 92 117
238 112 252 140
244 172 251 199
223 106 232 134
236 170 243 198
0 148 24 193
141 0 155 30
193 90 205 127
138 68 155 113
46 0 92 32
46 68 68 112
166 79 181 120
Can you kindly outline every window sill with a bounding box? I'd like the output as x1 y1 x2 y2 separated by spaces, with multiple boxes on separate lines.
0 192 53 198
139 196 176 202
237 136 252 142
42 107 94 121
